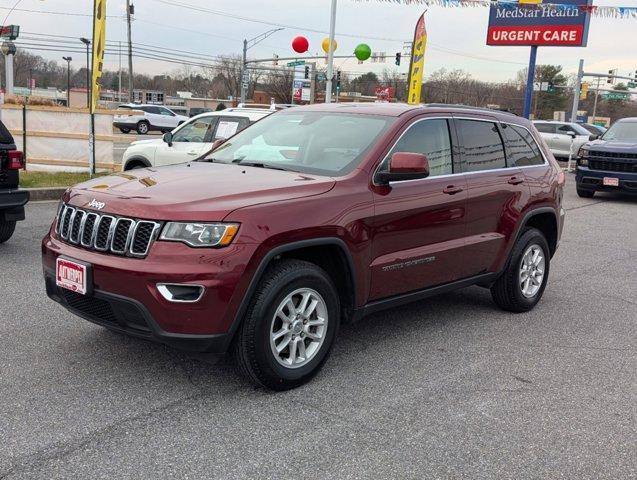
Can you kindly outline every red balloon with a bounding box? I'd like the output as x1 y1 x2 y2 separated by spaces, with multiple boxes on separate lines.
291 36 309 54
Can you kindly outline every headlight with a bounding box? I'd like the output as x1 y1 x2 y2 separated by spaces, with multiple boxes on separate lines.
577 148 589 166
160 222 239 247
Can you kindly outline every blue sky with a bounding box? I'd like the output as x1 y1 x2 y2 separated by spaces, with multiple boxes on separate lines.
3 0 636 82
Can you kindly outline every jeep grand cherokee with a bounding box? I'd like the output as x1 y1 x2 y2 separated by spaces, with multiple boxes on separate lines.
43 103 565 390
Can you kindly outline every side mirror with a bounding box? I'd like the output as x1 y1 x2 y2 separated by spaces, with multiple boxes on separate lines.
163 132 173 146
377 152 429 185
567 131 577 139
211 138 225 151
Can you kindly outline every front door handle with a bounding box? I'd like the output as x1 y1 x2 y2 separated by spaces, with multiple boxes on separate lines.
508 176 524 185
443 185 463 195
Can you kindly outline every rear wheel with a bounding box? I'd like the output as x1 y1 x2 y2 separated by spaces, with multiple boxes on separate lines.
136 121 149 135
491 228 550 313
0 219 16 244
576 186 595 198
233 259 340 390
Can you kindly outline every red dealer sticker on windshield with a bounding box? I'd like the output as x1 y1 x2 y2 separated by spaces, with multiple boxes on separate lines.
487 25 584 46
56 258 88 295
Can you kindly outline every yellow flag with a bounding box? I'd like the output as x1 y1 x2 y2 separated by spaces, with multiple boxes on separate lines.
91 0 106 113
407 13 427 105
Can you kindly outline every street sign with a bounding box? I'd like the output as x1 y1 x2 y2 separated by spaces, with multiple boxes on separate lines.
0 25 19 40
316 73 326 82
487 0 592 47
603 92 630 101
628 82 636 88
287 60 305 67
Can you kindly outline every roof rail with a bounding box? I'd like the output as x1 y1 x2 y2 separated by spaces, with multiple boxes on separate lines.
423 103 518 116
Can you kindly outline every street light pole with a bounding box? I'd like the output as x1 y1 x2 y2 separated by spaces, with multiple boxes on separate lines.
240 27 284 104
324 0 337 104
62 56 72 107
80 37 91 108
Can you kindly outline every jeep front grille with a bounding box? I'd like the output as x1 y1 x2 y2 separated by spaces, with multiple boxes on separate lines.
55 204 161 258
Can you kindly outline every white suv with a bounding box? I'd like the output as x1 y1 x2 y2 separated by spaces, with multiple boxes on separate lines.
533 120 592 159
121 108 273 170
114 104 190 135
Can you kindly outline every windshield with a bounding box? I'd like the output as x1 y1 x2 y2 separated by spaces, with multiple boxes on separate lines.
602 121 637 141
202 111 395 176
570 123 592 136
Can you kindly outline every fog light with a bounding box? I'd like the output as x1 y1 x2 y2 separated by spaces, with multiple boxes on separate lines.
156 283 204 303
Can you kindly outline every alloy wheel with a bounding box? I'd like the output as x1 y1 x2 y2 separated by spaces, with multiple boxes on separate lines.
519 244 545 298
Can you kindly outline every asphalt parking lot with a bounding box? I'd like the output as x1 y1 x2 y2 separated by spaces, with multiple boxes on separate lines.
1 178 635 479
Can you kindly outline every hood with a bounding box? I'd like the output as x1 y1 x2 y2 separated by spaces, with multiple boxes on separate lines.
131 138 163 146
583 138 637 153
64 162 336 221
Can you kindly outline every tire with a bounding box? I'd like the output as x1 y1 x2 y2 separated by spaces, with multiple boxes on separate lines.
119 128 131 134
136 121 150 135
576 186 595 198
490 227 550 313
0 220 16 244
233 259 340 391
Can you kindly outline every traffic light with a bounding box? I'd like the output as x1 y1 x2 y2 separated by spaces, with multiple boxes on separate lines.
273 54 278 66
395 52 401 66
336 70 341 89
634 70 637 82
607 69 616 84
547 81 555 93
580 82 589 100
304 65 309 79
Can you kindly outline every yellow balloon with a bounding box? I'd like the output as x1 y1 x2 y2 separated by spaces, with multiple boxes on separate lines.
322 37 337 54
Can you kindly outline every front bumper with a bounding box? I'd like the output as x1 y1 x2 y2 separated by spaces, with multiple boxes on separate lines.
0 188 29 221
42 229 260 353
575 166 637 194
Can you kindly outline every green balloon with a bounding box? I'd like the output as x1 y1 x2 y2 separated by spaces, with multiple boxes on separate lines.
354 43 372 61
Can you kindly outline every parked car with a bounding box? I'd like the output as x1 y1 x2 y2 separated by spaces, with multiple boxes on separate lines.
113 104 189 135
576 117 637 197
577 122 607 139
43 104 565 390
122 108 272 170
0 120 28 244
188 107 213 117
533 120 592 158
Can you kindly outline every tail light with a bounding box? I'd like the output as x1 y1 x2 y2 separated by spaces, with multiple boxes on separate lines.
7 150 24 170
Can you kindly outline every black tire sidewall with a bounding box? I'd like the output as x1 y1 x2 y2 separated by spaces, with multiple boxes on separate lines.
509 229 550 309
251 268 340 385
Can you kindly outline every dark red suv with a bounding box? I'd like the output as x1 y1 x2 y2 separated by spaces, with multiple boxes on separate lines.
43 103 565 390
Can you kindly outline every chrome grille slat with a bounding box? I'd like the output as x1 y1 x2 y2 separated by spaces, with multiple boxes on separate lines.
56 204 160 258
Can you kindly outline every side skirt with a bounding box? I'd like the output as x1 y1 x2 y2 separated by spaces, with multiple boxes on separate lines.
352 272 498 321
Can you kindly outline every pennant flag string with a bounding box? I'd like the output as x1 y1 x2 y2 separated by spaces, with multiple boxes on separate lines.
350 1 637 19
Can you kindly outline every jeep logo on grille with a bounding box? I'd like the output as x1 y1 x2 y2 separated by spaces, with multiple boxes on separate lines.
87 199 106 210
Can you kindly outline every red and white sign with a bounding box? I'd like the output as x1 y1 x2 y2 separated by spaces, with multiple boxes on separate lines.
603 177 619 187
56 258 88 295
375 86 395 101
487 25 584 46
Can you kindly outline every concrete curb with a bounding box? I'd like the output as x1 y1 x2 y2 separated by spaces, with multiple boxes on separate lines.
24 187 67 202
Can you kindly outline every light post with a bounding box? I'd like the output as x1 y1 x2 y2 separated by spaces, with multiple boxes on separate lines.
80 37 91 108
240 27 284 104
62 56 72 107
324 0 337 104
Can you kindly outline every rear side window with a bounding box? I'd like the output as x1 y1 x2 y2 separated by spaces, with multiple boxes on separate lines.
456 119 506 172
143 106 161 114
535 123 555 134
381 118 453 177
502 124 545 167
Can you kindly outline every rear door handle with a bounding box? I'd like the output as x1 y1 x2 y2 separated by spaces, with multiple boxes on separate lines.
443 185 463 195
508 176 524 185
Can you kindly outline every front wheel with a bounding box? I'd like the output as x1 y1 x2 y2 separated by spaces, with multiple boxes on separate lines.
576 186 595 198
233 259 340 390
0 219 17 244
491 228 550 313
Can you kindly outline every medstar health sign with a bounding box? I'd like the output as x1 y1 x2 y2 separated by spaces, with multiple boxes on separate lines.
487 0 592 47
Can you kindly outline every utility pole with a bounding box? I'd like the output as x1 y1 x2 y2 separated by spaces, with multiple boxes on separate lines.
62 56 72 107
118 41 122 102
570 59 584 122
126 0 134 101
241 39 248 104
324 0 337 104
80 37 91 108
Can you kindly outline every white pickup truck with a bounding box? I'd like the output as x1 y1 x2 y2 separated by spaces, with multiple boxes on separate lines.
121 108 273 170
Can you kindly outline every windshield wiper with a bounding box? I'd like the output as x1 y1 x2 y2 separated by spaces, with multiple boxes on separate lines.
238 161 292 171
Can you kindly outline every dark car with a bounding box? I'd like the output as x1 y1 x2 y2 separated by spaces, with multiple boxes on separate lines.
576 117 637 197
42 103 565 390
578 122 607 139
0 120 28 243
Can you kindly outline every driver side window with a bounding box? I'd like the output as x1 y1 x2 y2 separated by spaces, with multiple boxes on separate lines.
171 117 216 143
380 118 453 177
